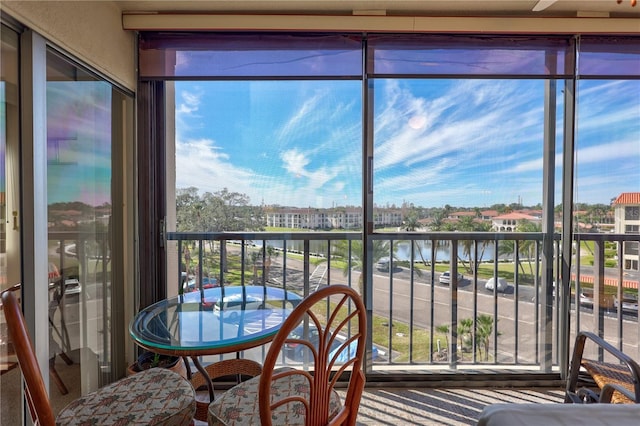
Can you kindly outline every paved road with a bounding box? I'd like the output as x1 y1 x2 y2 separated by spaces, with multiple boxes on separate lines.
268 257 639 363
374 267 638 361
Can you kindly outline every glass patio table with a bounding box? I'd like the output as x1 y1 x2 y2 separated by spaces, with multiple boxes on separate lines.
129 285 302 401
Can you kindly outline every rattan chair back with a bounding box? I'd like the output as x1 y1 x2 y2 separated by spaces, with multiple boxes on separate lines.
259 285 367 426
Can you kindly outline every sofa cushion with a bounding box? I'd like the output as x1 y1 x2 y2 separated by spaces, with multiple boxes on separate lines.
208 368 341 426
56 367 195 425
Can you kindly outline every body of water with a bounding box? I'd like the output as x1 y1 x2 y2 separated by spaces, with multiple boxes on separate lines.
251 240 502 262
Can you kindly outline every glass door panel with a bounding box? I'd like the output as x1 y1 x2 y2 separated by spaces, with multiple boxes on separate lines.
46 49 113 412
1 22 22 425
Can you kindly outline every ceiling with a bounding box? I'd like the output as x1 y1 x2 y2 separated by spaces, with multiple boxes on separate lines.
116 1 640 18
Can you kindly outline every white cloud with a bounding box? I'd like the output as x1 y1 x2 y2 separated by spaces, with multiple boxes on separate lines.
177 91 201 114
576 140 639 164
276 91 324 143
280 148 342 191
174 79 637 208
281 149 310 177
175 89 204 144
505 139 640 175
176 138 259 199
176 139 355 208
373 79 541 174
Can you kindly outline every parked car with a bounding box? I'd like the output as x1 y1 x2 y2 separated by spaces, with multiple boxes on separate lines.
615 296 639 313
485 277 509 292
201 277 218 288
579 291 594 307
376 257 395 272
283 324 322 360
329 340 379 364
284 324 379 363
212 294 265 322
438 271 463 285
48 277 82 296
62 278 82 295
182 274 218 292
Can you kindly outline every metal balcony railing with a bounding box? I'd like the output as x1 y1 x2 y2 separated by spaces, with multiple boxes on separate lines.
165 231 639 377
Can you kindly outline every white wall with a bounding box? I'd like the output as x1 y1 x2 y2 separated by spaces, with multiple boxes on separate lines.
1 0 136 90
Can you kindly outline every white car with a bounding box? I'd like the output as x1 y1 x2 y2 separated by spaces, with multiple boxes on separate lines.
48 278 82 295
376 257 395 272
439 271 463 285
485 277 508 292
579 291 594 307
63 278 82 295
615 297 638 313
213 294 265 322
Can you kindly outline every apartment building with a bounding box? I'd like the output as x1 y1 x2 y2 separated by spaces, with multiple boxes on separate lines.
613 192 640 271
491 212 542 231
265 206 403 229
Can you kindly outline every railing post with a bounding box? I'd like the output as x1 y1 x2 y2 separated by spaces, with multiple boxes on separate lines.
616 242 624 352
593 239 606 360
177 239 183 295
303 240 310 298
449 240 458 369
540 232 555 373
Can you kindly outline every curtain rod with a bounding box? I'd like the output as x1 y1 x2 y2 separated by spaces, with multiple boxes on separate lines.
122 14 640 35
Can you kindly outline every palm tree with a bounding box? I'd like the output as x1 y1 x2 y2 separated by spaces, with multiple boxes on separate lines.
403 213 421 231
476 314 495 361
395 213 427 278
454 216 492 275
497 220 541 279
249 251 261 284
457 318 474 358
434 324 450 360
264 245 279 282
426 211 450 269
516 220 542 276
430 211 445 231
331 239 392 295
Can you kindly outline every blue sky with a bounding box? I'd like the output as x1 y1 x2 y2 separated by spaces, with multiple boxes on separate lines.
175 78 639 209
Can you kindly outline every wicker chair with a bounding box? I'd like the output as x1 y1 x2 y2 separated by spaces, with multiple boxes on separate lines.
190 358 263 421
1 283 70 394
207 284 367 426
565 331 640 404
1 289 196 426
0 284 21 376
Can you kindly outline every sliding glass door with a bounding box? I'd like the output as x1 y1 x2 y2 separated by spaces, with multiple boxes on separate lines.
0 22 22 425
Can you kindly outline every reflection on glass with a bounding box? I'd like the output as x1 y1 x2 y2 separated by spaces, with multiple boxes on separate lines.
575 80 640 317
1 22 21 425
46 50 113 413
575 80 640 211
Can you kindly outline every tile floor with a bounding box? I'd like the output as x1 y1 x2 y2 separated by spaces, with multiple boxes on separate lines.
2 359 566 425
347 387 565 425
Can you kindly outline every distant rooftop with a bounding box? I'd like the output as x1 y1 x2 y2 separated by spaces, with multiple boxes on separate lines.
492 212 541 220
613 192 640 205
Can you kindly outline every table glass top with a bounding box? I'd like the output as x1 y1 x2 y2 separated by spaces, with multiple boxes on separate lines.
129 285 302 353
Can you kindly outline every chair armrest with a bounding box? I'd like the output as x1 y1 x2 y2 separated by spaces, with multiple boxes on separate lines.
600 382 638 404
565 331 640 403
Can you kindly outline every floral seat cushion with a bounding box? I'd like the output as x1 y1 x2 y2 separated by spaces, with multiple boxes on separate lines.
207 368 341 425
56 367 196 425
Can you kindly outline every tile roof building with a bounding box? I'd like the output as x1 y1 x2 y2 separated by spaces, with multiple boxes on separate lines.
491 212 542 232
613 192 640 271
